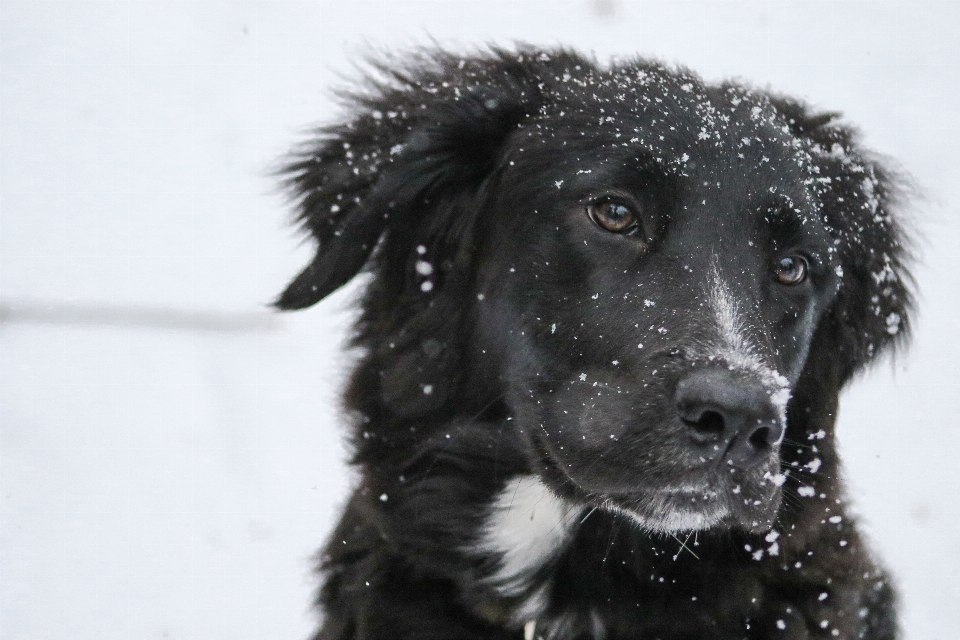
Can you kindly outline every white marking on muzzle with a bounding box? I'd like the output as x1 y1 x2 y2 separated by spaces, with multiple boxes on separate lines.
703 264 791 430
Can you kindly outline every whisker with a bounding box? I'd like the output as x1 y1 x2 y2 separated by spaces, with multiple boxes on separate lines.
671 530 700 561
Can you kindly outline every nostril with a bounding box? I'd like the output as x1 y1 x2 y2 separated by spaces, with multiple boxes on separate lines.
749 425 772 451
747 420 785 452
685 409 726 442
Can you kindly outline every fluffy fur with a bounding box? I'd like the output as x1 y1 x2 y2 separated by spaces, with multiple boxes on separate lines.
277 46 912 640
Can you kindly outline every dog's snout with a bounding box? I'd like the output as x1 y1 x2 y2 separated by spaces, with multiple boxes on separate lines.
675 369 784 465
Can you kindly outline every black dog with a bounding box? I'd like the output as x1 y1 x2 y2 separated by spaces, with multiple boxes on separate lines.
277 46 912 640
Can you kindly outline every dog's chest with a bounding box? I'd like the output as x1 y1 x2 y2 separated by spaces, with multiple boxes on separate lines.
471 475 580 622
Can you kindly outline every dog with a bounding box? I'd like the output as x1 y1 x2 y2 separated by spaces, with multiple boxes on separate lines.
276 46 912 640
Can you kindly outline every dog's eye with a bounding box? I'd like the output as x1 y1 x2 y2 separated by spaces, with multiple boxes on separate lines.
775 255 809 285
586 200 639 234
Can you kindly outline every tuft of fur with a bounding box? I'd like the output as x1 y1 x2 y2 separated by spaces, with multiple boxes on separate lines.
278 46 911 640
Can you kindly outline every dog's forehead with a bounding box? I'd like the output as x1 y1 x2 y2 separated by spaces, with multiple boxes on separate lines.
532 65 810 182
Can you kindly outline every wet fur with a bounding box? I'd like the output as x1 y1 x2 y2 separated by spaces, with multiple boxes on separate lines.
277 46 912 640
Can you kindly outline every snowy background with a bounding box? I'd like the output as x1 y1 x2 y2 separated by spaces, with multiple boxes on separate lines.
2 2 958 639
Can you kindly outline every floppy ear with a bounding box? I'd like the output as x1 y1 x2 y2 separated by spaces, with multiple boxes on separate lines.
772 98 914 382
275 50 537 311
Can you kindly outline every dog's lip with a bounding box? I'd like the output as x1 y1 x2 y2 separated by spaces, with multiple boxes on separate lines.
593 487 732 534
528 428 592 503
528 426 781 533
604 485 726 509
600 483 780 534
605 483 718 500
531 429 761 500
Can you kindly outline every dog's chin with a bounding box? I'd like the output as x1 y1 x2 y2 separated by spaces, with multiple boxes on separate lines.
601 488 781 535
602 492 730 534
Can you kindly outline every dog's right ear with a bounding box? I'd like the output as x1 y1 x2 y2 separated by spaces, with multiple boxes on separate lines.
770 96 914 382
274 50 540 310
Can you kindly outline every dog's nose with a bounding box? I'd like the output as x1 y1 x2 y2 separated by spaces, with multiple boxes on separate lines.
675 369 785 466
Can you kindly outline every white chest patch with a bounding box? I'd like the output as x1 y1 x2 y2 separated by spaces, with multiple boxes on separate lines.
473 475 578 604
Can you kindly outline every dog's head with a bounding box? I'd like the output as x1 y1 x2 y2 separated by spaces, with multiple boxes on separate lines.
278 47 911 535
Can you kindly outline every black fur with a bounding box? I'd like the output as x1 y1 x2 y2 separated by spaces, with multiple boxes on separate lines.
277 46 912 640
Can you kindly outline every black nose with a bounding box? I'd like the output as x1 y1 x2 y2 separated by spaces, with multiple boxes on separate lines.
675 369 785 466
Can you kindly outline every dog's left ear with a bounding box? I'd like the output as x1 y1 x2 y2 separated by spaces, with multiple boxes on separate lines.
772 98 914 381
275 51 538 311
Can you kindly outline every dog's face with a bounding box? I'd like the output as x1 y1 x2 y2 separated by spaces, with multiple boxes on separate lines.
277 50 910 539
473 90 842 534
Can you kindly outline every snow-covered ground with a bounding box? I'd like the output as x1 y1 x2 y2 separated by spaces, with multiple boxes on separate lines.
2 2 958 638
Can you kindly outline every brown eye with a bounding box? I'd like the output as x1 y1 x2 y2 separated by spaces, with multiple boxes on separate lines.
587 200 639 234
775 255 809 285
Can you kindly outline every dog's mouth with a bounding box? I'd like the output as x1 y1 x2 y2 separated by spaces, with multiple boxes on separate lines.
531 430 782 535
601 479 780 535
602 488 730 533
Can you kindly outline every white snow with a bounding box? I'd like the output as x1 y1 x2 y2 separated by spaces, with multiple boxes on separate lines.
885 312 902 335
